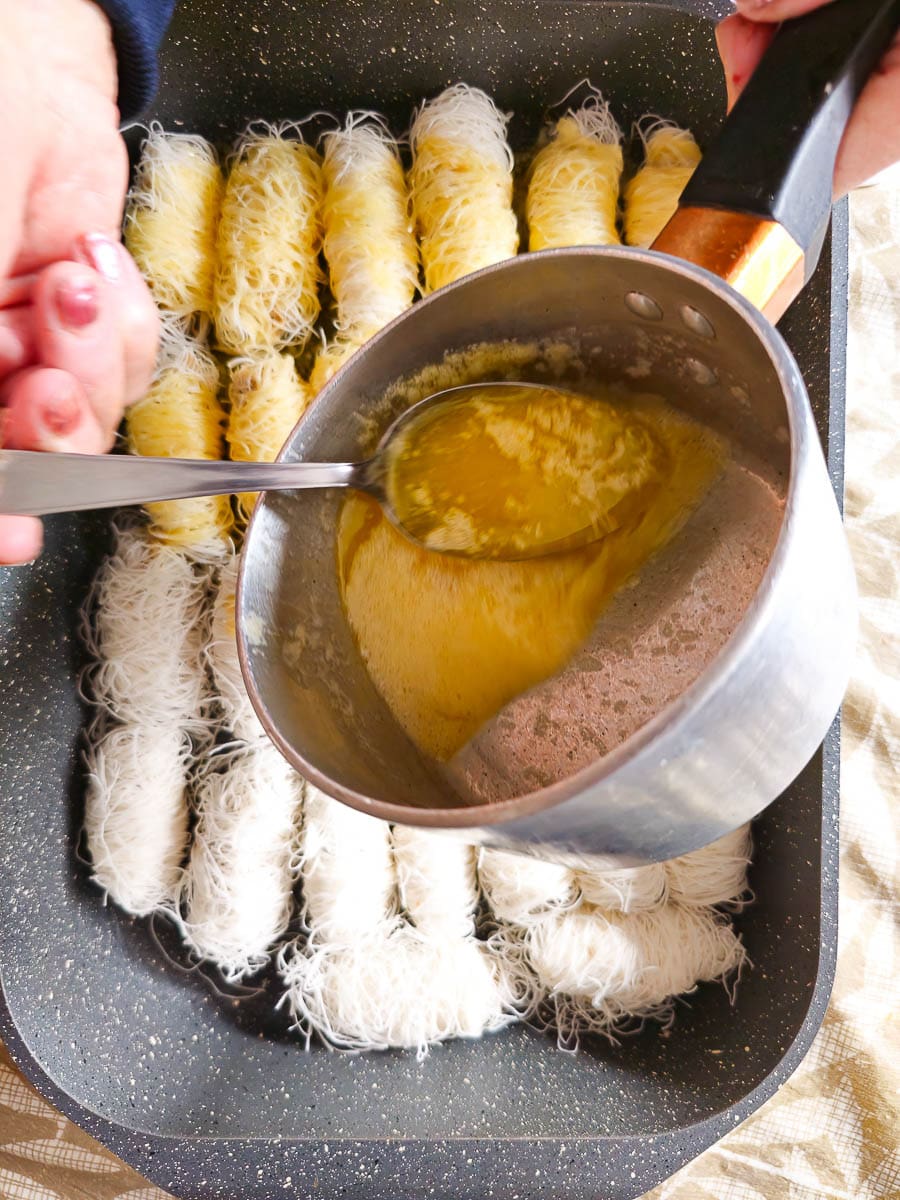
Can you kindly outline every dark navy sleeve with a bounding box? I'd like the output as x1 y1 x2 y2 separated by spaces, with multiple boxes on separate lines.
91 0 176 121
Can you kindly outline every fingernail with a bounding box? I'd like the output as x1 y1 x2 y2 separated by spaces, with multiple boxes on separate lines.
39 390 81 437
79 233 122 284
734 0 775 8
54 279 99 330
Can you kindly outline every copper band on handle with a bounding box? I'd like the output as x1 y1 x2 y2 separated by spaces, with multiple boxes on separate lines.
651 207 806 325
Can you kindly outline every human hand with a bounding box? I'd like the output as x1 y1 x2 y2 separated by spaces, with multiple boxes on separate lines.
718 0 900 197
0 0 159 565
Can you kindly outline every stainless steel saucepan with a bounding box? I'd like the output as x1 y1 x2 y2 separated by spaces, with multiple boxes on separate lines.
237 0 894 865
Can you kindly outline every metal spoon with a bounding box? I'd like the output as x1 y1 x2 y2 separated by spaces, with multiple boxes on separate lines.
0 381 651 561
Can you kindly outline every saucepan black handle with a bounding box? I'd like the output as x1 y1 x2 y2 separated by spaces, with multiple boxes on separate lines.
681 0 899 276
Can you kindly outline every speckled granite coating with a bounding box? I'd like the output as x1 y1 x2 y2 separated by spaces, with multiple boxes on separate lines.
0 1 845 1196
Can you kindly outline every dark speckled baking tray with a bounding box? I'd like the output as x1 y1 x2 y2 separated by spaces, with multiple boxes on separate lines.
0 2 846 1197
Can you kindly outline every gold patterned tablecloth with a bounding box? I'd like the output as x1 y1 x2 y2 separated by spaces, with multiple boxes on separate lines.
1 185 898 1200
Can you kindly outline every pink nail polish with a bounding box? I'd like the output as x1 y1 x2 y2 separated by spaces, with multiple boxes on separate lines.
55 281 99 330
40 392 81 436
79 233 122 284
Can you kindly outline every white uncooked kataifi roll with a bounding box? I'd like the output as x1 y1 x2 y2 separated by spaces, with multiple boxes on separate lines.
179 740 304 979
87 525 210 730
206 551 261 741
392 825 478 939
300 786 396 942
180 545 305 977
527 903 747 1026
575 861 668 913
83 524 211 917
478 846 577 925
279 926 516 1056
84 723 192 916
665 825 753 908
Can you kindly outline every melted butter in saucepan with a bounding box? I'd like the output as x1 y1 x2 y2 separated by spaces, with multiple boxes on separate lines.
338 386 727 762
383 384 669 559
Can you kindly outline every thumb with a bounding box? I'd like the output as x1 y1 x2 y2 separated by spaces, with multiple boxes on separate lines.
0 514 43 566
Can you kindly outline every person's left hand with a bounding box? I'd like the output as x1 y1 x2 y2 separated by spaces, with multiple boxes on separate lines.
0 0 160 565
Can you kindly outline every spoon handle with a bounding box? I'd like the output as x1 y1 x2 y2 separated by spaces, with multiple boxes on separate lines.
0 450 358 517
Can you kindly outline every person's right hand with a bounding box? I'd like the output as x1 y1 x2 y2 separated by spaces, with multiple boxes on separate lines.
717 0 900 197
0 0 160 566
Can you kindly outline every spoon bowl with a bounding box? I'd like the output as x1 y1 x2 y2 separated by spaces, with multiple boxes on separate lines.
0 380 632 562
374 381 667 559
